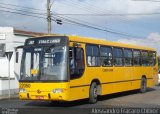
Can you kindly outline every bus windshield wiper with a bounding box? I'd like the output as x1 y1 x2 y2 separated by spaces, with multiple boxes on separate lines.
23 45 35 49
45 44 55 52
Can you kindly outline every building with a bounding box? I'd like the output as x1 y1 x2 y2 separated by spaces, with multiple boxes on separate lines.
0 27 50 98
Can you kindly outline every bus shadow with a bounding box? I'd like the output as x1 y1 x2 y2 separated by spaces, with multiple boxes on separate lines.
25 99 89 108
25 88 156 108
99 87 156 101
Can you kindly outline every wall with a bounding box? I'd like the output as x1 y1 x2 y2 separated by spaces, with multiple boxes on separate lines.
0 79 17 96
0 27 31 96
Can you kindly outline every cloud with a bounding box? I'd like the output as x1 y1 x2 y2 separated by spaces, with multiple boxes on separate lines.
148 33 160 42
54 0 160 20
117 32 160 54
0 0 48 32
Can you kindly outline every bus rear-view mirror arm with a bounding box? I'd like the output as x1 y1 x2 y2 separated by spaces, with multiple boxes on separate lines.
15 45 24 51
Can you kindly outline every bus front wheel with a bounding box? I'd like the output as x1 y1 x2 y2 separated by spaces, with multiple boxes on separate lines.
89 82 98 104
140 77 147 93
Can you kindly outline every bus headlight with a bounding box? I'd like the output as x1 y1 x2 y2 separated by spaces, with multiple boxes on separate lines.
19 88 27 93
52 88 63 93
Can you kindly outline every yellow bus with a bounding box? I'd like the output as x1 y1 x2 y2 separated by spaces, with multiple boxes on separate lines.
18 35 158 103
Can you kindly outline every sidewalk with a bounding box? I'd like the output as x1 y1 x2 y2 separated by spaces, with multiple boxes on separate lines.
0 94 18 100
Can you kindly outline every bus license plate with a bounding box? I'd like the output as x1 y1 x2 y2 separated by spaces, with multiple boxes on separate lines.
36 96 44 100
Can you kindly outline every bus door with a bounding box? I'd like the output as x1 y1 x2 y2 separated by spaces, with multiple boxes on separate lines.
69 42 87 100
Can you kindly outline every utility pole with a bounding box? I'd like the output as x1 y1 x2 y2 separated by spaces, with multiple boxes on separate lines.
47 0 52 34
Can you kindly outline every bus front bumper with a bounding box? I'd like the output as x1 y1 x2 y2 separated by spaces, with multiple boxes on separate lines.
19 91 69 101
19 82 70 101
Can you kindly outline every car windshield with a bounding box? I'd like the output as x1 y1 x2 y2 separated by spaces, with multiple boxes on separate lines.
20 45 68 81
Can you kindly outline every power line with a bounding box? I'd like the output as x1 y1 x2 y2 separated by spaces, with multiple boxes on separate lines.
53 13 143 38
54 13 160 16
133 0 160 2
1 8 159 44
62 1 136 22
0 3 146 39
57 0 152 31
1 4 160 17
0 1 140 38
1 1 159 43
54 12 106 29
0 5 47 16
53 14 146 38
54 16 160 44
0 9 47 20
59 0 129 24
0 2 46 12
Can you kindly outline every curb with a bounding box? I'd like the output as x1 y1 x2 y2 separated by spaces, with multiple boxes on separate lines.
0 94 18 100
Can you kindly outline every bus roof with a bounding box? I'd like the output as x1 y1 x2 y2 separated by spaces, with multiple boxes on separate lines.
28 35 156 52
68 35 156 51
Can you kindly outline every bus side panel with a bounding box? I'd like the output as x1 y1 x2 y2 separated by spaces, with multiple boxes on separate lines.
145 67 155 87
131 80 141 90
132 67 154 90
69 82 90 101
101 84 114 95
85 67 115 95
113 67 133 93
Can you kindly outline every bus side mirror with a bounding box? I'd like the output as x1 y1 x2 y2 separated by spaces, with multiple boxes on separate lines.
15 45 24 63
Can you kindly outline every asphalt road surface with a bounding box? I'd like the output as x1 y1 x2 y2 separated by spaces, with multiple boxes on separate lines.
1 86 160 114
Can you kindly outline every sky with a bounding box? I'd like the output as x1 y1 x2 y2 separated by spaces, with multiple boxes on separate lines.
0 0 160 54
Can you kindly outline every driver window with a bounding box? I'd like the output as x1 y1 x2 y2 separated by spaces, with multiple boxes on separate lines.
69 47 84 79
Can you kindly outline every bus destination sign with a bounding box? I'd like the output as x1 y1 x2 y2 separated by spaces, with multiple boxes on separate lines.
25 36 67 46
38 39 60 44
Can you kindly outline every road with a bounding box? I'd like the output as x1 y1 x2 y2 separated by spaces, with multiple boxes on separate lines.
1 86 160 114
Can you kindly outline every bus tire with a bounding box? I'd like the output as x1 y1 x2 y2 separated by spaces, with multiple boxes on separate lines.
89 82 98 104
140 77 147 93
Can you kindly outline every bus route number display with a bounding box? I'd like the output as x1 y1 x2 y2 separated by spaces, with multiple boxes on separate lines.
27 39 61 45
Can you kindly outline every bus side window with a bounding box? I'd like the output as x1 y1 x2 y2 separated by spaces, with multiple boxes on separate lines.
148 52 156 66
113 48 123 66
133 50 141 66
152 52 156 66
141 51 150 66
100 46 113 66
86 45 100 67
124 49 133 66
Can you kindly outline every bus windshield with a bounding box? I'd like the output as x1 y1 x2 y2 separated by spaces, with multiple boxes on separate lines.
20 45 68 81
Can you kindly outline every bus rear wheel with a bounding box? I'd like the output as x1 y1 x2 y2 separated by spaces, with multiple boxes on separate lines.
89 82 98 104
140 77 147 93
